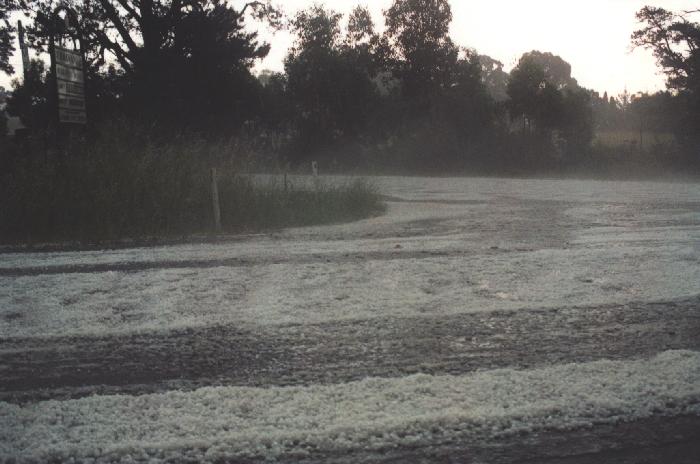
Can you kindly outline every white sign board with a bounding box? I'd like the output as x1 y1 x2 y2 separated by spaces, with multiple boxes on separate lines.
58 95 86 110
54 46 86 124
56 63 84 84
55 48 83 68
57 79 85 98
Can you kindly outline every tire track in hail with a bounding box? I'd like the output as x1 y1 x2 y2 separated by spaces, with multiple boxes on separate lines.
2 296 699 403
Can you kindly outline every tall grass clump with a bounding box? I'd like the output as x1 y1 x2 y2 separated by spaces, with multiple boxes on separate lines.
0 123 384 245
218 176 385 231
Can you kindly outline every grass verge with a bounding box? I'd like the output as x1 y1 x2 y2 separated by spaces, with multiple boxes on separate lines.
219 175 385 232
0 131 385 246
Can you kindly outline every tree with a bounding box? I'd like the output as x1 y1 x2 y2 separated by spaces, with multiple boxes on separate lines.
591 90 620 131
383 0 458 98
507 51 584 131
0 0 21 75
25 0 280 74
5 58 50 130
346 5 374 47
560 87 593 152
257 69 292 135
628 92 677 144
507 55 548 130
289 3 341 52
344 5 382 77
0 17 14 76
519 51 578 90
633 7 700 158
478 54 508 102
285 4 342 152
16 0 281 128
285 5 378 158
507 51 592 155
632 7 700 93
438 49 495 158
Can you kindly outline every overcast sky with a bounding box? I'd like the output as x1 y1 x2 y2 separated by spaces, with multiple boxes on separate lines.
245 0 698 97
2 1 698 96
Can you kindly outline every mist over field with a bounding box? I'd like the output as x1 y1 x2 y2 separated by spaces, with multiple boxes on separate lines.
1 1 700 463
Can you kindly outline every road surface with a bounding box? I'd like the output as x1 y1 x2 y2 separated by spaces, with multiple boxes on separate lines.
1 176 700 463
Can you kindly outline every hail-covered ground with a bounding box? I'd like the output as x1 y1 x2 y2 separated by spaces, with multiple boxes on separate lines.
1 175 700 463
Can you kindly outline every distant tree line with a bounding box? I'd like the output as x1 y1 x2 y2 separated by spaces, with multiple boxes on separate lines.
1 1 699 174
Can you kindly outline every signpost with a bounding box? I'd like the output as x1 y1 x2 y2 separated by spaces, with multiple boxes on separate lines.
53 46 86 125
17 21 30 79
41 6 87 155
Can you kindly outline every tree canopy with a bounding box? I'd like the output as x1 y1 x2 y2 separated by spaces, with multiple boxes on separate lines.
284 5 378 157
506 51 592 154
384 0 458 98
5 0 282 129
632 6 700 93
0 0 22 74
633 6 700 152
3 2 698 173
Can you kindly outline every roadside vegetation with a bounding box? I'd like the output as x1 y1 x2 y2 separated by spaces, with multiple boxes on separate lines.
1 2 698 178
0 126 384 245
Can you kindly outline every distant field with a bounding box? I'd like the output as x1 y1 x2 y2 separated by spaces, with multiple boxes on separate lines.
595 130 675 148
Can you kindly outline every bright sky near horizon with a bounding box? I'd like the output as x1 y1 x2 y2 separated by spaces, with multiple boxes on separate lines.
2 1 698 96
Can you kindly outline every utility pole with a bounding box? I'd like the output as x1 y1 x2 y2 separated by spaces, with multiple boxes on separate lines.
17 21 30 80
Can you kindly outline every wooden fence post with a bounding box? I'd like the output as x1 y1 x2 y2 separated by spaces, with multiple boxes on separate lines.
211 167 222 232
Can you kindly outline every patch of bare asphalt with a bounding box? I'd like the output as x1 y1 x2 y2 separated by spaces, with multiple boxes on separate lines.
2 296 698 403
0 249 458 277
380 195 487 205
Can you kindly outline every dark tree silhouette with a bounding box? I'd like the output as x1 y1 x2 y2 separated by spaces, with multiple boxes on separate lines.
632 7 700 92
478 54 509 102
437 49 495 160
0 0 21 74
507 51 592 155
633 7 700 157
346 5 375 47
519 51 578 90
507 56 548 131
5 59 50 130
507 51 582 131
285 5 378 158
23 0 279 74
344 5 382 77
383 0 458 98
15 0 281 129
